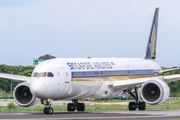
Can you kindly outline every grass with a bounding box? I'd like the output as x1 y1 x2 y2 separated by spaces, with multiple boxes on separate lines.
1 99 180 112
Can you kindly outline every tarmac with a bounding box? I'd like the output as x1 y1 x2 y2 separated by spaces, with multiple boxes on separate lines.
1 110 180 120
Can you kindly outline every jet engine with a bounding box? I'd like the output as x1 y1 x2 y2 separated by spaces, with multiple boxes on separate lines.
13 82 39 107
140 79 170 105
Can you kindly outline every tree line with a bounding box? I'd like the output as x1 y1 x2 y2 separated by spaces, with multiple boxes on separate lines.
161 66 180 96
0 64 34 95
0 64 180 96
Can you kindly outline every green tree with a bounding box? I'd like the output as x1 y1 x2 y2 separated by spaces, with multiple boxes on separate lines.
0 64 34 93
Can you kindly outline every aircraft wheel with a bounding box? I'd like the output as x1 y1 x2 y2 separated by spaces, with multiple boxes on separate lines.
77 103 85 111
67 103 75 111
129 102 136 111
138 102 146 110
47 107 54 114
43 107 48 114
43 107 53 114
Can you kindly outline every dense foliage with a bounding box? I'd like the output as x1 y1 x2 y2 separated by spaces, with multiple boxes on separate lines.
161 66 180 96
0 65 180 96
0 64 34 95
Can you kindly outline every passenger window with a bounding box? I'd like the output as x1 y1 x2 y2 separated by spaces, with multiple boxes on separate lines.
39 72 46 77
47 72 54 77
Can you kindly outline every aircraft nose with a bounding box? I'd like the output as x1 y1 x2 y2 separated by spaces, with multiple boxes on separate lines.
30 80 45 97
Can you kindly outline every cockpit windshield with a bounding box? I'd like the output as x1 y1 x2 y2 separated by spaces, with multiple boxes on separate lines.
31 72 39 77
31 72 54 77
39 72 46 77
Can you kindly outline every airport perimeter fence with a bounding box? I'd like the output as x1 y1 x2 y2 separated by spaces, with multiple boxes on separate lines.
0 97 13 99
0 98 180 112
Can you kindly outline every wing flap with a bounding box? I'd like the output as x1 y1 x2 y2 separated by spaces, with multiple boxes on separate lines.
0 73 30 82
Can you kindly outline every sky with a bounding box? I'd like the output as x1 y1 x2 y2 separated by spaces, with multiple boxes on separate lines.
0 0 180 67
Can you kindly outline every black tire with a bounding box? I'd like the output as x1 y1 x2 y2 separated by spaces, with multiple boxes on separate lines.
47 107 54 114
129 102 136 111
67 103 75 111
77 103 85 111
138 102 146 110
43 107 48 114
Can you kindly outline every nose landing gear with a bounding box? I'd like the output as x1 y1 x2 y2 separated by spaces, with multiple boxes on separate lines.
67 99 85 112
42 99 54 114
43 107 54 114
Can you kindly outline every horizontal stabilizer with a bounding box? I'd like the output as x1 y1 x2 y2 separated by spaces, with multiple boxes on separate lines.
158 68 180 74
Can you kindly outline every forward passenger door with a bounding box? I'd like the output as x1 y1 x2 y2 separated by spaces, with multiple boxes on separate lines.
61 67 70 83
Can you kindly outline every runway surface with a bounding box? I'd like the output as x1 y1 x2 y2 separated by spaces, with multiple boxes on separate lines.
0 110 180 120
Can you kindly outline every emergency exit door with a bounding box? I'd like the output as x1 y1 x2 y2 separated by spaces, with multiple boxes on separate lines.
61 67 69 83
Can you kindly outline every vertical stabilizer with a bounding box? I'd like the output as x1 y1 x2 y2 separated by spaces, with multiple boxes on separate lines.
144 8 159 60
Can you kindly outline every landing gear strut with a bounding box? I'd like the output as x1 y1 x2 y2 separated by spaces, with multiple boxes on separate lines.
43 99 54 114
67 99 85 112
124 87 146 111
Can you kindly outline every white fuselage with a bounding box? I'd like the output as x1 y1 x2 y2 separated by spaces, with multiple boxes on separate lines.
29 58 161 100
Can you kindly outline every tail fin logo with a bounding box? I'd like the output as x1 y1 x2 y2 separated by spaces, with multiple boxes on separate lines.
149 25 156 58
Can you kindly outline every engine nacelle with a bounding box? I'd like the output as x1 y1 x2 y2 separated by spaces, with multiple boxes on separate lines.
13 82 39 107
140 78 170 105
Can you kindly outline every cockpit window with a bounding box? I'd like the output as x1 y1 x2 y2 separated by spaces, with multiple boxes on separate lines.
31 72 53 77
31 72 39 77
47 72 54 77
39 72 46 77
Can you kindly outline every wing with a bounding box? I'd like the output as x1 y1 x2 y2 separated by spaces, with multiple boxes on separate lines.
108 77 150 90
108 74 180 90
0 73 30 82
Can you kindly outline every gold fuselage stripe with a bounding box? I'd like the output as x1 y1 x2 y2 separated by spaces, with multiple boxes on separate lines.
71 75 158 81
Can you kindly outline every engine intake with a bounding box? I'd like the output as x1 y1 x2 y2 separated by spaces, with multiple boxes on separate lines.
140 79 170 105
142 83 160 102
13 82 38 107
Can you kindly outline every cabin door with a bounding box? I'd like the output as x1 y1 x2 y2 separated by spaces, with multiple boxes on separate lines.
61 67 70 83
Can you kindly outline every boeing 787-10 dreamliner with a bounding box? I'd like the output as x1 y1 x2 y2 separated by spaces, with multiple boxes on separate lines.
0 8 180 114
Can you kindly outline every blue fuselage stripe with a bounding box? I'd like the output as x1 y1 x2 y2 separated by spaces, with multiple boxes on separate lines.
71 69 160 78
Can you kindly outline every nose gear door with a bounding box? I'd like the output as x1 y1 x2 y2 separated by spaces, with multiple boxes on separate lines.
61 67 70 83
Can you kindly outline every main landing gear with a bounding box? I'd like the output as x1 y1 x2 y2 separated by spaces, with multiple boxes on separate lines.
42 99 54 114
67 99 85 111
124 87 146 111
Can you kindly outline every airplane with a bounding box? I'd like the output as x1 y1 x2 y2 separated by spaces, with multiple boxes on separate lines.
1 7 180 114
